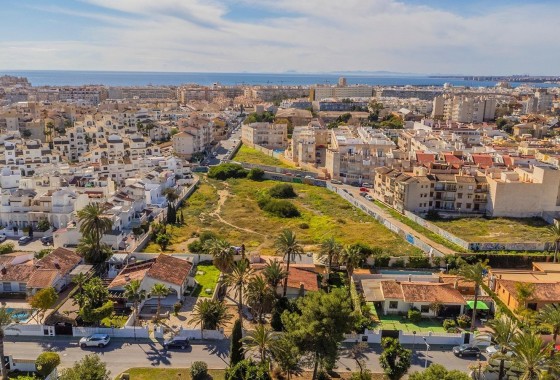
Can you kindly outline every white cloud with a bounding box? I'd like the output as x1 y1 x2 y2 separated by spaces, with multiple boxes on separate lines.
1 0 559 74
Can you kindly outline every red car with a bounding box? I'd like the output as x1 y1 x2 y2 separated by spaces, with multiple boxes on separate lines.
359 187 369 192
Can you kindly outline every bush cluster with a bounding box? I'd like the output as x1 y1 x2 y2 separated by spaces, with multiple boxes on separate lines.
408 308 422 323
258 196 300 218
268 184 297 199
247 168 265 181
442 319 456 331
456 314 471 328
208 163 248 180
190 361 208 380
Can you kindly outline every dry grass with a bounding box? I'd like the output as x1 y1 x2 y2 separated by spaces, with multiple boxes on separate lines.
146 178 421 257
232 144 294 168
432 216 550 243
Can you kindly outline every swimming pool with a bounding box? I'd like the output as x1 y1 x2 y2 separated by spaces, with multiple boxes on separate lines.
6 308 34 322
378 270 435 276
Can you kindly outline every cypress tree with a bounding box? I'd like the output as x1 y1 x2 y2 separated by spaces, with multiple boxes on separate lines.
230 319 244 366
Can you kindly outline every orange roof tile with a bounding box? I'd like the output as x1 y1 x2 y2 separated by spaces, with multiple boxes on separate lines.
400 282 466 304
27 269 59 289
146 254 193 286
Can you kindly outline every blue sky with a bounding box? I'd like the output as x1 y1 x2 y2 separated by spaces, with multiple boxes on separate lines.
0 0 559 74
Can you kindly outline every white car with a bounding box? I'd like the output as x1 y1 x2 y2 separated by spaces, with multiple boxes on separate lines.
485 345 513 356
0 235 6 243
80 333 111 348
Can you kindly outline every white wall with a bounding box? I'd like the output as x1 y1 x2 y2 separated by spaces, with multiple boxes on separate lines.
72 326 150 339
175 328 225 340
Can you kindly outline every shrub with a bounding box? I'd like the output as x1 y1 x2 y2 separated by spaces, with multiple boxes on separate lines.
247 168 265 181
35 352 60 377
350 371 373 380
375 255 391 268
316 370 330 380
208 163 248 180
407 256 430 268
0 242 15 255
225 359 271 380
37 218 51 232
446 327 460 333
442 319 456 331
190 361 208 380
188 239 204 253
173 302 182 316
408 308 422 323
268 184 297 199
456 314 471 328
230 319 244 366
391 258 405 268
258 196 300 218
299 223 309 229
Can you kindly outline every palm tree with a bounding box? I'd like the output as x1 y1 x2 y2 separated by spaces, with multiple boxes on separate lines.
274 230 304 297
123 279 146 326
76 234 112 264
77 203 113 263
150 283 171 320
223 260 254 327
511 330 559 380
190 299 232 339
484 316 518 380
537 304 560 356
162 188 179 207
319 237 341 280
545 223 560 263
457 261 489 331
262 260 287 294
0 308 15 380
242 324 278 364
245 276 274 323
339 245 362 277
72 272 89 308
204 238 235 272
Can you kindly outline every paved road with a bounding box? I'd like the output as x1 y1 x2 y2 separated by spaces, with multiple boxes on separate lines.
331 184 456 256
5 337 477 376
203 118 242 166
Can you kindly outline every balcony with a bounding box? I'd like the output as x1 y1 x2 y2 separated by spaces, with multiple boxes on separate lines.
52 205 74 214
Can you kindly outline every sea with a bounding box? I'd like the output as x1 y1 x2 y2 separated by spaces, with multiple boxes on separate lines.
1 70 557 88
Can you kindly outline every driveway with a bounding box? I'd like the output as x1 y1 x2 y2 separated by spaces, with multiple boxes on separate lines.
4 237 47 252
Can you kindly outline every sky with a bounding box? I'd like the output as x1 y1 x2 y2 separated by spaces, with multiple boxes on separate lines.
0 0 559 75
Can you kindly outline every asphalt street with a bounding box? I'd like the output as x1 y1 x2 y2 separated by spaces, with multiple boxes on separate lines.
6 337 480 376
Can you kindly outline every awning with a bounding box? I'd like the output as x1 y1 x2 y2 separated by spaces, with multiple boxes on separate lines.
466 300 489 310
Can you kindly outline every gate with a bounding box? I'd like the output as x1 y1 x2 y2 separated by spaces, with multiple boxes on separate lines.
54 322 73 336
381 329 400 339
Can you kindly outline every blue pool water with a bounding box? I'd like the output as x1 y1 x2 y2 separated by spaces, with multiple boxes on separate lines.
378 270 435 276
6 308 33 322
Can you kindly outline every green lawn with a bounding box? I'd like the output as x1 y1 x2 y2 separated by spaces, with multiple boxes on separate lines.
193 261 221 298
101 314 128 328
119 368 225 380
375 314 446 333
232 144 294 168
432 217 550 243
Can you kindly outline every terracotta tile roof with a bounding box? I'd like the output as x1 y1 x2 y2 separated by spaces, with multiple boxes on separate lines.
439 275 475 289
416 152 436 164
472 154 494 169
0 264 34 282
108 260 153 289
381 280 404 299
27 269 60 289
401 282 466 304
498 279 560 303
36 248 82 277
146 254 193 286
443 153 463 164
251 263 319 292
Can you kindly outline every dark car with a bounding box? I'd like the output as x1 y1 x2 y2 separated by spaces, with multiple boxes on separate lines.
163 337 190 350
18 236 32 245
41 236 53 245
453 344 481 357
350 181 361 187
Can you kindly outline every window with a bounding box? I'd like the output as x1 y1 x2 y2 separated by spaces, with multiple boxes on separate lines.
468 185 473 190
527 303 537 311
18 283 26 292
466 203 472 209
389 301 399 309
2 282 11 292
457 193 463 199
420 305 429 313
467 194 473 199
456 203 462 208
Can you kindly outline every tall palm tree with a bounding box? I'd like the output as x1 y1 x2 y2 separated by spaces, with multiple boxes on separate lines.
72 272 89 308
190 299 232 339
76 234 112 264
123 279 146 326
484 316 518 380
274 230 304 297
204 238 235 272
537 304 560 356
77 203 113 263
223 260 254 327
339 245 362 277
0 308 15 380
262 260 287 294
319 237 341 281
511 330 559 380
162 188 179 207
242 324 278 364
457 261 489 331
245 276 274 323
150 283 171 320
545 223 560 263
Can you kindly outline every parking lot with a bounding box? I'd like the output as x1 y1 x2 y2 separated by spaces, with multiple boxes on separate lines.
2 236 50 252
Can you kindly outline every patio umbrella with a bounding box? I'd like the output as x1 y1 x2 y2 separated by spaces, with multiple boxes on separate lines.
466 300 489 310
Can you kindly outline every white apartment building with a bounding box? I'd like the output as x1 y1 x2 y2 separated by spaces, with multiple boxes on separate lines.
311 86 373 101
432 95 496 123
241 122 288 150
288 123 330 165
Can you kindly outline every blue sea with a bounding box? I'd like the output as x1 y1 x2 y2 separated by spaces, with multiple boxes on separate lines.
1 70 556 88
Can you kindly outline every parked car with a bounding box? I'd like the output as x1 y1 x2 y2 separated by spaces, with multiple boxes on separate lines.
304 175 313 179
359 192 367 197
330 179 342 185
359 187 369 192
453 344 481 357
41 236 53 245
350 181 361 187
485 345 513 356
79 334 111 348
365 195 374 201
0 235 6 243
163 336 190 350
362 183 373 188
18 236 32 245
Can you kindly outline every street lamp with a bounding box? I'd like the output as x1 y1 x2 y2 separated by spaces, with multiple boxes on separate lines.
423 337 430 368
412 331 416 351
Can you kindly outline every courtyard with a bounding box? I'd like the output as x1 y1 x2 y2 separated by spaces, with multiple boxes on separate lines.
374 314 446 333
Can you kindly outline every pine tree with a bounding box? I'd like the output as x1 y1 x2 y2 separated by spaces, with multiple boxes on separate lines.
166 203 176 224
230 319 244 366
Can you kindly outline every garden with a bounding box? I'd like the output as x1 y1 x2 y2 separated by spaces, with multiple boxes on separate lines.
374 314 446 333
192 261 221 298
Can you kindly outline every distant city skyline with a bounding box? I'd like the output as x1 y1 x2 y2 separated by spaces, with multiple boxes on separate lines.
1 0 559 75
